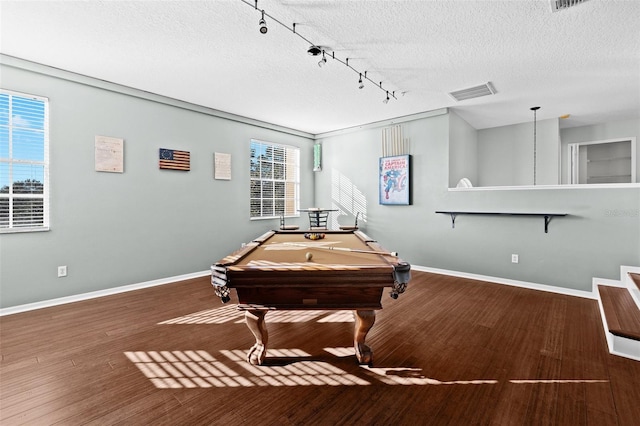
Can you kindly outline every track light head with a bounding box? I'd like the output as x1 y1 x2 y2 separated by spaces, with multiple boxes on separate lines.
383 91 390 104
259 11 267 34
358 73 364 89
318 51 327 67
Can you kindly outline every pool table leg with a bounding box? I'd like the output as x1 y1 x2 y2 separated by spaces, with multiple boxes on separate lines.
245 310 268 365
354 309 376 365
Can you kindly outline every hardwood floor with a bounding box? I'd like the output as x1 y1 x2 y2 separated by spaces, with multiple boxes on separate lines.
1 271 639 425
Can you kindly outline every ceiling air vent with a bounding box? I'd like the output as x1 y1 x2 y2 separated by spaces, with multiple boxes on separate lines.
449 82 495 102
550 0 589 12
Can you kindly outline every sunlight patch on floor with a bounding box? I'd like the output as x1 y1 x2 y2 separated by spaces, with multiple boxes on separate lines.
158 305 243 324
124 350 251 389
361 366 499 386
318 311 354 323
126 348 370 389
323 346 356 357
159 307 355 325
510 379 609 384
125 349 610 389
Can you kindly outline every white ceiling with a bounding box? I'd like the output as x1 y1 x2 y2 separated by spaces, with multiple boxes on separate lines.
1 0 639 135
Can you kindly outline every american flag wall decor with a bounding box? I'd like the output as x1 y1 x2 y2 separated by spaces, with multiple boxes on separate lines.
159 148 190 171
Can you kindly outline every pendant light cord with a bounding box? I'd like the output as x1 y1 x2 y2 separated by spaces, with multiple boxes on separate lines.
531 106 540 186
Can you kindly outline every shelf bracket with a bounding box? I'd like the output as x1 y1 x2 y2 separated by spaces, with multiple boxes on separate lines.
544 215 552 233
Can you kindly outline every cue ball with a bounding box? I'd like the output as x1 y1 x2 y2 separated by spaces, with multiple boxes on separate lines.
305 252 313 261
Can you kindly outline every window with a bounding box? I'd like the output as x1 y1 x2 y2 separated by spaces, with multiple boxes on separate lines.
0 90 49 232
250 139 299 219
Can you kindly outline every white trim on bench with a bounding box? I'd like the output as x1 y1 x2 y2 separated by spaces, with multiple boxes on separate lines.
593 265 640 362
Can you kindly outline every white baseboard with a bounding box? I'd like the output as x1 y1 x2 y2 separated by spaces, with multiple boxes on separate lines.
0 270 211 317
412 265 596 300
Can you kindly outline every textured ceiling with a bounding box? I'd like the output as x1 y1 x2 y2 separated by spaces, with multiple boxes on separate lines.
1 0 639 135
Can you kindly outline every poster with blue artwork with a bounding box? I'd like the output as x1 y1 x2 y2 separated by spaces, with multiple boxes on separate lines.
379 155 411 205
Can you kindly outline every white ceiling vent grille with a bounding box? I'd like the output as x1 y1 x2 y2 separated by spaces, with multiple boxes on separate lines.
449 82 496 102
550 0 589 12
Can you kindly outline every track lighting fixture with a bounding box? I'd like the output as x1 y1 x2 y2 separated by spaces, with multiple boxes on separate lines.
258 10 267 34
243 0 400 102
318 50 327 67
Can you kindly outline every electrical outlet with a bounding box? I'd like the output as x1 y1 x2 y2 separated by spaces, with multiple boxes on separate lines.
511 254 519 264
57 265 67 277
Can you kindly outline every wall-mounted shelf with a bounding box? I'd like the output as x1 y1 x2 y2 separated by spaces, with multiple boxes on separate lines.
435 211 568 233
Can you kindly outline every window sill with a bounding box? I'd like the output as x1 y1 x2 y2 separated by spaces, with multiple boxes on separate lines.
250 215 300 221
0 226 50 234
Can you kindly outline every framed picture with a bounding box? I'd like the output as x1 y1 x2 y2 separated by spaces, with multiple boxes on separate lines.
159 148 190 171
379 155 411 205
214 152 232 180
95 135 124 173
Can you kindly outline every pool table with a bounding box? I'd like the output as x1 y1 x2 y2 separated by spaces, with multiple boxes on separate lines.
211 229 410 365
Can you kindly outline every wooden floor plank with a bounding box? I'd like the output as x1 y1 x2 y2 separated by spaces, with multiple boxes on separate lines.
1 272 639 425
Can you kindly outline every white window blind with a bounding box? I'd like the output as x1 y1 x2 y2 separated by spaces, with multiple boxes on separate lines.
250 139 299 219
0 90 50 232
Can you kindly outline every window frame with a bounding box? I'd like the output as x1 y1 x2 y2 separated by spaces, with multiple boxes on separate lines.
0 89 50 233
568 137 636 185
250 139 300 220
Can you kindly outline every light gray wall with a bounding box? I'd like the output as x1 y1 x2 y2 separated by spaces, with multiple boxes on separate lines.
2 59 638 308
560 118 640 184
314 113 639 292
0 62 314 308
448 110 477 187
477 118 560 186
314 112 451 246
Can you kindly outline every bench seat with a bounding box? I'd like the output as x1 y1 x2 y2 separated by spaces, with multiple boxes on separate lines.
598 285 640 341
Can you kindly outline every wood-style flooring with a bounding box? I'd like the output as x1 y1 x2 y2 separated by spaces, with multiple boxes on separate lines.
1 271 639 425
